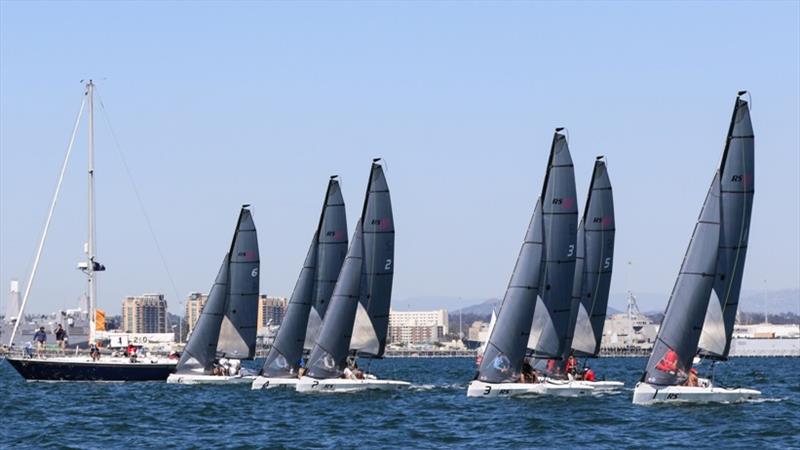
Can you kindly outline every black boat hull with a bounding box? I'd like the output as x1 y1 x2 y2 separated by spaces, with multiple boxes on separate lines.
5 357 176 381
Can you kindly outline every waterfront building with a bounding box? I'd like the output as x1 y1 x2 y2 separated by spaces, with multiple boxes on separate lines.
121 294 169 334
257 295 288 332
387 309 449 344
468 320 490 342
184 292 208 336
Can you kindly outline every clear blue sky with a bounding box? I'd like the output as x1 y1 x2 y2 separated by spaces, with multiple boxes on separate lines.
1 1 798 315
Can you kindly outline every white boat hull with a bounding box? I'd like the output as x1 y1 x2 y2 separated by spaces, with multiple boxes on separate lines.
166 373 255 385
251 375 299 390
466 379 594 397
632 381 761 405
561 379 624 392
295 376 410 393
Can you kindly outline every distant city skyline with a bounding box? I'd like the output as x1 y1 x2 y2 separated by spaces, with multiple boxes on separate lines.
1 2 798 315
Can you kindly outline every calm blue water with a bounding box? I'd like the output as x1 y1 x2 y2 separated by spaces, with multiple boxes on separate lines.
1 357 798 449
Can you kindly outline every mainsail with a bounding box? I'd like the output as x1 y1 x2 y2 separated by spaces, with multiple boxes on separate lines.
643 174 721 386
527 130 579 358
351 162 395 357
261 178 348 377
698 93 755 360
177 206 259 374
306 161 394 378
566 158 615 358
476 199 544 383
215 207 260 359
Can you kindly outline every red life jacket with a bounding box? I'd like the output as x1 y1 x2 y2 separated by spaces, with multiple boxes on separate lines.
584 369 596 381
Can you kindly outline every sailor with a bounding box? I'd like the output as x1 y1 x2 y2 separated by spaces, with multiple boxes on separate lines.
519 358 536 384
33 327 47 357
229 359 241 376
54 324 67 355
583 367 596 382
684 368 699 387
219 358 230 376
89 343 101 361
655 349 679 375
565 352 578 376
546 359 560 377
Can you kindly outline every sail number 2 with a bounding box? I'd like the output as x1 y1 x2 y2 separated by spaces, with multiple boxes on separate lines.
385 259 392 271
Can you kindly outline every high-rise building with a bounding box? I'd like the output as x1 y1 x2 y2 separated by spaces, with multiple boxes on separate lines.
184 292 208 336
387 309 449 344
121 294 169 333
257 295 288 332
388 309 448 329
5 279 20 320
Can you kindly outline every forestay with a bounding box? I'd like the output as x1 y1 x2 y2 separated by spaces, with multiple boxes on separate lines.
176 255 230 374
476 199 544 383
698 94 754 360
643 174 721 386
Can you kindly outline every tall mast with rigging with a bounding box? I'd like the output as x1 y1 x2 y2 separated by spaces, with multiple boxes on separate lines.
86 80 97 344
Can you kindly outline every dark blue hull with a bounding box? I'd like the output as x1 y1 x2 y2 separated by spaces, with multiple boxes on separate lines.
5 357 176 381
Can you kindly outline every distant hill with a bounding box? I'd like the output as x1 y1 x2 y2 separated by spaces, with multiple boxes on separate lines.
392 296 484 312
397 288 798 321
608 289 799 315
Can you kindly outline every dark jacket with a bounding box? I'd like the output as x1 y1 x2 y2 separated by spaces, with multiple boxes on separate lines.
55 328 67 341
33 330 47 343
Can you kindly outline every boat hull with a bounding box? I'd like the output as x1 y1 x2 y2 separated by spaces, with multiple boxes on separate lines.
466 379 594 397
295 376 410 393
632 381 761 405
166 373 255 385
576 380 624 391
5 356 176 382
251 375 299 390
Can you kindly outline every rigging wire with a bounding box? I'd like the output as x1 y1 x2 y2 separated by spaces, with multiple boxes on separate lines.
94 89 183 311
9 96 86 345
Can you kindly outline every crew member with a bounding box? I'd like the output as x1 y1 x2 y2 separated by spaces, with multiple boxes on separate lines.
54 324 67 355
33 327 47 358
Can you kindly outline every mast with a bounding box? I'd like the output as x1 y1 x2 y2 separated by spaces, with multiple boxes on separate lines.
87 80 97 344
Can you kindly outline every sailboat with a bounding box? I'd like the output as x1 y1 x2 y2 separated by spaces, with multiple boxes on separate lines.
167 206 260 384
5 81 177 381
296 159 410 393
558 157 622 391
468 129 592 397
251 177 348 389
632 92 760 405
